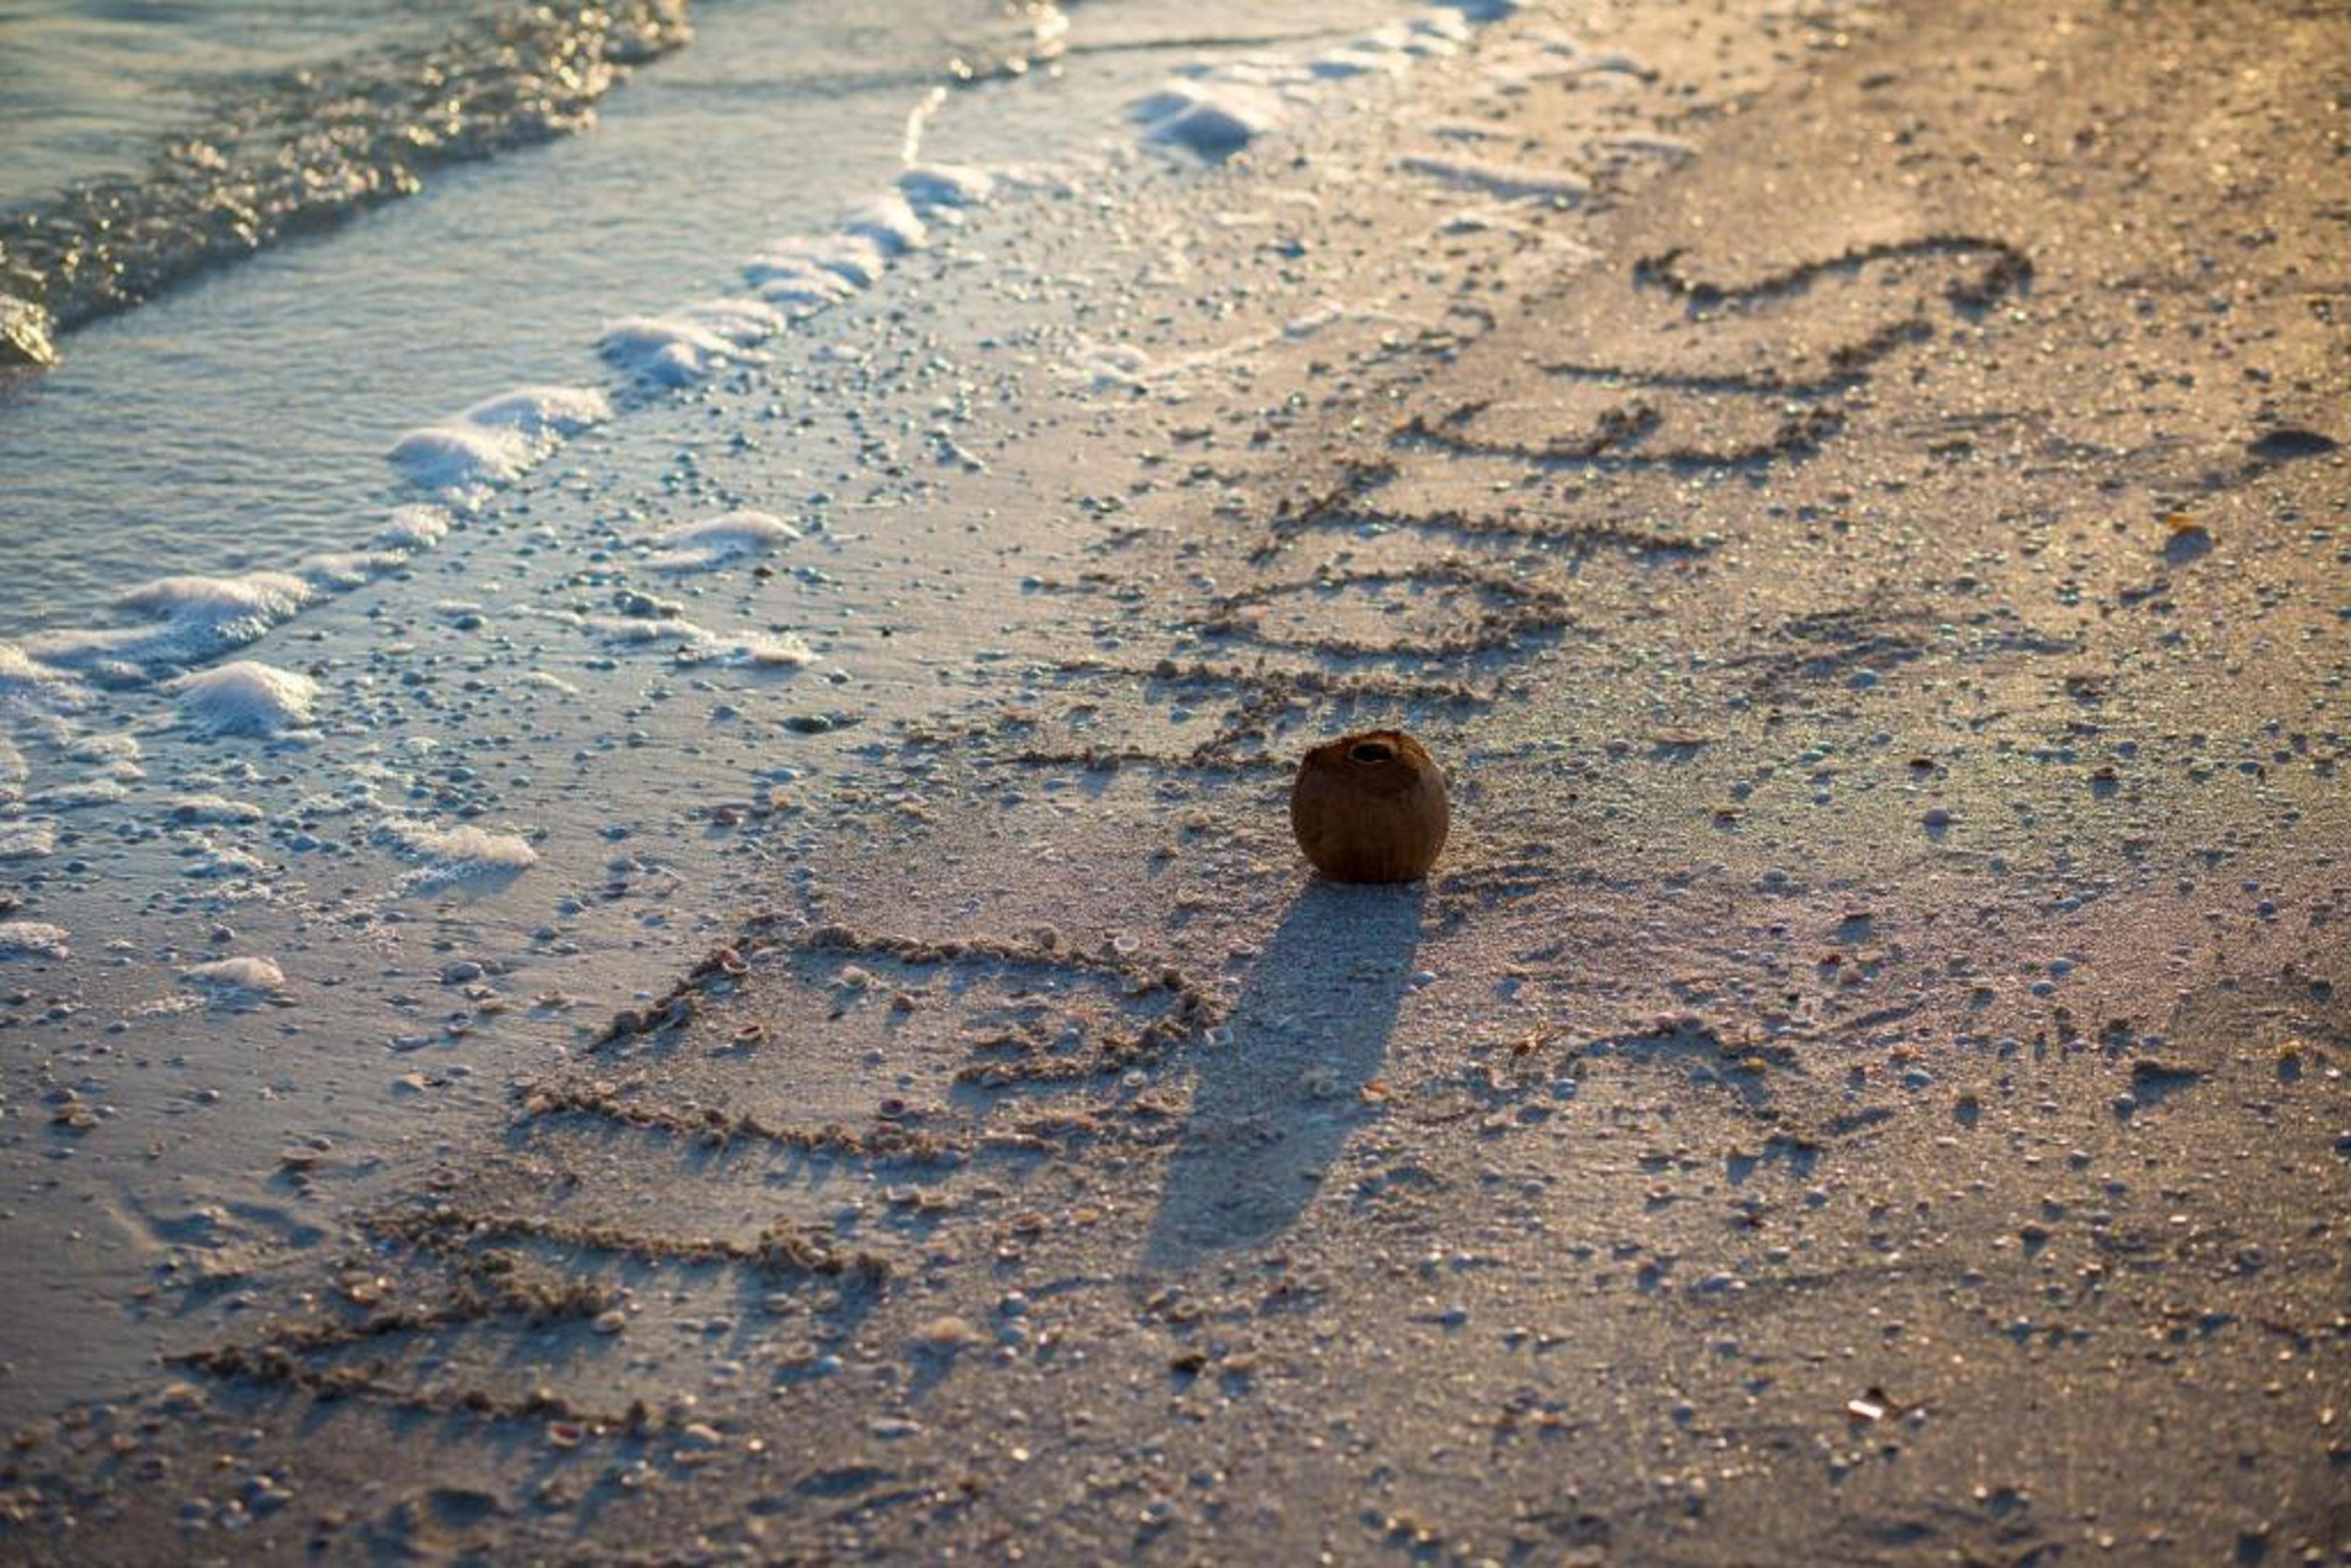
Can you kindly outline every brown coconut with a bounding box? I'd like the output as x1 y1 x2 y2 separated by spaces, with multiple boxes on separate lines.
1288 729 1449 884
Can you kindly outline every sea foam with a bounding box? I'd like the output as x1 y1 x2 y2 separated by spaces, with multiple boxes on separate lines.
1131 4 1525 160
171 794 266 824
0 648 87 722
0 820 58 860
182 955 285 993
185 846 270 880
378 821 540 881
0 922 69 959
27 779 128 810
388 385 611 494
599 298 784 386
645 510 803 571
25 508 454 688
170 661 320 737
731 175 977 329
745 234 888 298
735 632 817 669
898 164 996 210
1132 80 1287 160
24 571 314 678
376 505 453 550
841 192 929 255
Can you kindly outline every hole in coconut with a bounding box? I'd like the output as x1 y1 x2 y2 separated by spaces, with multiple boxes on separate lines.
1350 740 1396 765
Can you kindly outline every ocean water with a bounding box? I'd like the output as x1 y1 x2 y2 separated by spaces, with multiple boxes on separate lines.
0 0 1522 1418
0 0 1408 615
0 1 496 209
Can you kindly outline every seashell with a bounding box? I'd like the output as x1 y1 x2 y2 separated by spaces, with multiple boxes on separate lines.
1288 729 1449 884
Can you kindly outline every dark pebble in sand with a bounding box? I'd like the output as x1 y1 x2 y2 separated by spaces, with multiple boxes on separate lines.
2246 427 2338 461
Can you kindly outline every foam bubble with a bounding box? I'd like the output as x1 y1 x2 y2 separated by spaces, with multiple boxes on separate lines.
375 506 453 550
0 646 89 718
579 615 705 646
170 661 320 737
388 385 610 494
25 571 314 676
171 794 266 824
0 820 58 860
62 732 140 767
841 192 929 255
0 922 69 959
645 510 803 571
378 820 539 880
297 550 409 590
898 164 996 211
1068 338 1154 391
186 846 270 879
27 779 128 810
1133 80 1287 160
1129 2 1524 161
552 605 817 670
182 955 285 993
736 632 818 669
746 233 887 297
599 297 784 386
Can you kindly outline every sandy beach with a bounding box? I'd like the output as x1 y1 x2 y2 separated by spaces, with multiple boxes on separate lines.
2 0 2345 1561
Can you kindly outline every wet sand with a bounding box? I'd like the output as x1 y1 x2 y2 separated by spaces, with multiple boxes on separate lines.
4 0 2346 1561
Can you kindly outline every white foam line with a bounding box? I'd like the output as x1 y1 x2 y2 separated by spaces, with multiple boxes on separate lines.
746 232 887 297
22 571 314 679
599 297 784 387
643 510 804 572
1129 2 1528 162
842 192 929 255
731 165 1002 341
902 85 949 164
520 601 820 669
387 385 610 496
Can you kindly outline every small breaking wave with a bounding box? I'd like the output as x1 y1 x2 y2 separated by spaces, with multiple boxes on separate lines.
0 0 694 371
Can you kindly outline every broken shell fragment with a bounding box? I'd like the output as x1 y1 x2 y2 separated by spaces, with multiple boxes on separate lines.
1288 729 1450 884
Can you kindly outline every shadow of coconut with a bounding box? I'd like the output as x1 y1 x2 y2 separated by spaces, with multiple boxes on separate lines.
1142 878 1424 1272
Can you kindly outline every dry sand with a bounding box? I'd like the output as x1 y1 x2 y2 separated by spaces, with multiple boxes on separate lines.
3 0 2345 1561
